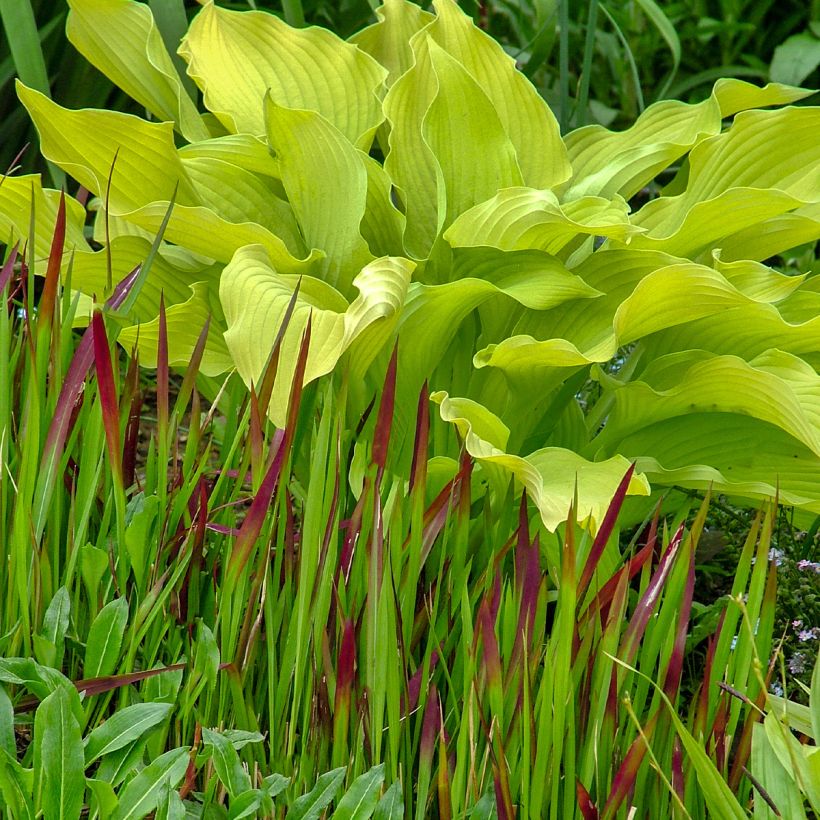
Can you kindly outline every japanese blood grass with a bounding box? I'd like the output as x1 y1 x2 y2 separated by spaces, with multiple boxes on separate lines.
1 229 806 815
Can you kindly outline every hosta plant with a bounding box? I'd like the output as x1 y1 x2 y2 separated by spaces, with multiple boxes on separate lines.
4 0 820 531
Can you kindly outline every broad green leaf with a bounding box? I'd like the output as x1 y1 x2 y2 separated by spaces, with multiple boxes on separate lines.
595 350 820 458
95 737 150 788
178 134 280 179
85 598 128 679
0 751 35 820
264 773 290 798
770 32 820 87
265 96 374 294
227 790 265 820
221 245 413 425
631 107 820 240
632 418 820 512
181 155 306 257
382 31 441 258
0 687 13 759
641 300 820 366
37 587 70 668
124 200 321 273
360 154 406 259
712 254 806 304
718 202 820 263
428 0 569 189
562 78 813 202
444 188 640 254
154 782 186 820
754 716 811 818
112 746 190 820
627 188 809 260
423 40 523 230
180 2 386 146
202 728 252 799
765 695 815 740
118 282 234 376
373 780 403 819
85 703 173 764
763 710 820 813
331 764 385 819
432 391 649 531
86 778 120 818
68 236 222 325
34 687 84 820
0 175 88 270
349 0 435 87
287 766 345 820
612 262 756 344
17 83 198 211
66 0 209 143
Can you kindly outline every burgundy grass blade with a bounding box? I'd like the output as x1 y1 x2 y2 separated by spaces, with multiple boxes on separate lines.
420 686 441 768
409 380 430 492
0 243 19 297
662 543 696 700
577 780 600 820
227 318 311 582
37 190 66 333
122 355 143 490
257 278 301 416
173 316 210 418
577 465 635 602
38 265 140 483
92 310 123 484
372 343 398 475
601 711 658 818
618 523 685 666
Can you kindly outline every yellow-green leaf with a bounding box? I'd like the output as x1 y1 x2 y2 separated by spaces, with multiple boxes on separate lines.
66 0 209 143
180 1 386 147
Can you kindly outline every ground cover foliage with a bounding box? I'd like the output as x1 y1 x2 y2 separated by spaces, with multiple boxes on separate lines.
0 0 818 817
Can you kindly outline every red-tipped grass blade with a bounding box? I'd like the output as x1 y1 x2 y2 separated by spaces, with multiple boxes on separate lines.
0 242 19 295
662 543 695 700
32 265 141 539
577 464 635 603
36 190 65 334
372 343 398 476
409 380 429 492
618 523 685 667
227 318 311 582
577 780 599 820
92 310 123 485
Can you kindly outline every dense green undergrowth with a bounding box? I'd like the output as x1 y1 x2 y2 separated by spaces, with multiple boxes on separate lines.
0 0 819 817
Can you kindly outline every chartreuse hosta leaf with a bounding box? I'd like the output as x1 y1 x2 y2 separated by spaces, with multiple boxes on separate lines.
444 188 641 255
0 174 87 269
17 82 317 277
17 83 198 212
180 1 386 147
349 0 434 88
628 107 820 260
264 96 374 295
66 0 209 143
426 0 569 190
431 391 649 531
562 78 813 202
594 350 820 459
423 40 523 230
118 283 232 376
221 245 414 426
